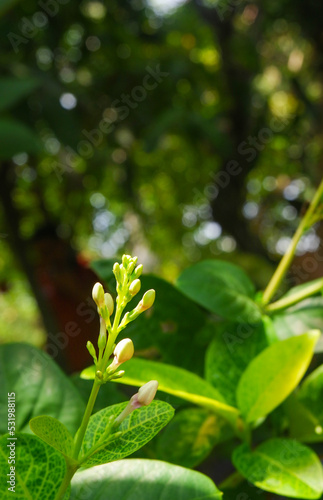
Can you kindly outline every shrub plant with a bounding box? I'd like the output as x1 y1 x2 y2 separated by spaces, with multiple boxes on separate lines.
1 180 323 499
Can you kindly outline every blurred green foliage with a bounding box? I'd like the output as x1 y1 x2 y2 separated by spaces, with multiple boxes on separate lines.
0 0 323 344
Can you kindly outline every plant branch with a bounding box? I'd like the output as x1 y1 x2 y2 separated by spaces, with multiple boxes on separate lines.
262 178 323 305
265 277 323 313
54 463 77 500
72 379 101 460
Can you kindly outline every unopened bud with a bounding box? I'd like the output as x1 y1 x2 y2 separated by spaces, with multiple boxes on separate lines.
132 264 143 279
114 338 134 364
122 255 131 268
96 370 103 380
113 262 121 280
142 289 155 310
114 380 158 427
104 293 114 315
137 380 158 406
112 370 125 379
92 282 105 307
86 341 97 364
127 257 138 274
129 279 141 296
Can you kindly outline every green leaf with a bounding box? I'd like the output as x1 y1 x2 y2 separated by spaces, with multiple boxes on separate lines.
272 297 323 353
233 438 323 499
91 261 212 374
81 357 240 426
236 331 320 423
80 400 174 466
70 459 223 500
286 364 323 443
0 343 85 435
156 408 233 468
298 365 323 427
0 119 42 159
0 433 66 499
29 415 74 457
285 394 323 444
0 77 40 112
205 321 268 406
176 260 261 323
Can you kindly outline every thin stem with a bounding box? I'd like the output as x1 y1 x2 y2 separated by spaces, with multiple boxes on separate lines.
101 299 124 367
72 379 101 460
54 464 77 500
265 277 323 313
262 178 323 305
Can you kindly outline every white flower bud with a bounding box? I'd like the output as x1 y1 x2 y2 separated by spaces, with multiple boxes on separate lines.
114 338 134 364
104 293 114 315
92 282 105 307
137 380 158 406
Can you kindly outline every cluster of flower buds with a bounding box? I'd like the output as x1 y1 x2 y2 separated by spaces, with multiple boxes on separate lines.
112 255 143 303
87 255 156 384
118 289 155 333
113 380 159 426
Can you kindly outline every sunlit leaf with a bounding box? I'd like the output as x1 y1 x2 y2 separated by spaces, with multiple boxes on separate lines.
236 331 320 423
70 459 223 500
233 439 323 499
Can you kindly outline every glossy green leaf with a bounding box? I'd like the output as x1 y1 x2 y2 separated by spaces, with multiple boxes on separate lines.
233 439 323 499
91 261 212 374
236 331 320 423
272 297 323 353
156 408 233 468
0 343 85 435
81 357 240 426
205 321 268 406
0 77 40 111
0 119 42 159
286 364 323 443
0 433 66 499
80 400 174 467
70 459 223 500
285 394 323 444
29 415 74 457
176 260 261 322
298 365 323 425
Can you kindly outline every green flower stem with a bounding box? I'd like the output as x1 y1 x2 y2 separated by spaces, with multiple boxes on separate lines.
54 463 78 500
72 379 101 460
262 178 323 306
101 298 124 367
265 277 323 313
